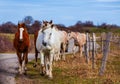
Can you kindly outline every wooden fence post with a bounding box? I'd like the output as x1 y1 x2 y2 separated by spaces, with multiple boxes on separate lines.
119 37 120 48
92 33 96 69
85 33 89 64
88 35 91 56
101 32 106 53
101 35 103 53
99 32 112 76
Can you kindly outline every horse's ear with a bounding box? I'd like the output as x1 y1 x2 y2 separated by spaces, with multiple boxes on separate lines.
22 23 26 28
18 23 20 27
43 20 47 26
50 20 52 24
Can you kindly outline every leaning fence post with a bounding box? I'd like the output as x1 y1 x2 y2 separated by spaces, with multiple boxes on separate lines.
92 33 96 69
99 32 112 76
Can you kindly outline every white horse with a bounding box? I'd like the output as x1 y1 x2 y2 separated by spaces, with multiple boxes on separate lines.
36 20 65 78
55 30 68 61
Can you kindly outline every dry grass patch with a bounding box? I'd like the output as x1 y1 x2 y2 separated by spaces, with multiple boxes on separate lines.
16 53 120 84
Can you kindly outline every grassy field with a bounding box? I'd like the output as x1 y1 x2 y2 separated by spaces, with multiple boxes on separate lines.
0 33 120 83
0 33 34 53
16 53 120 84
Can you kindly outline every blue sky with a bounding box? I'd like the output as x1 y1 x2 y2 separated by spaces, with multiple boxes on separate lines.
0 0 120 26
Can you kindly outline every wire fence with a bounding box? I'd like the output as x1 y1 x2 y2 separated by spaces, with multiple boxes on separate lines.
84 32 120 75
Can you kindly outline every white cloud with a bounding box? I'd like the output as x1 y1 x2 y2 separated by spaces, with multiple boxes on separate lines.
96 0 119 2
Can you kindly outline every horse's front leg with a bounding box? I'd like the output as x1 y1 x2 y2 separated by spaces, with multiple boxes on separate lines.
62 43 66 60
45 55 49 76
48 52 54 79
17 52 22 74
25 52 28 70
79 46 83 57
22 52 28 74
39 52 45 76
72 45 77 57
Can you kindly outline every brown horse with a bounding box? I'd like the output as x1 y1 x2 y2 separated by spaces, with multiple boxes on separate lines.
13 23 30 74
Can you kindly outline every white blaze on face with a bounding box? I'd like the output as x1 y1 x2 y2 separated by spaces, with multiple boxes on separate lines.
19 28 24 40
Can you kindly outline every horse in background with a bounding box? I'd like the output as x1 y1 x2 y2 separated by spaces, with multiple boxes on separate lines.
59 30 68 60
13 22 30 74
68 31 86 57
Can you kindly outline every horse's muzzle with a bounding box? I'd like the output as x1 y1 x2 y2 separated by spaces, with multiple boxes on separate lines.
19 39 23 42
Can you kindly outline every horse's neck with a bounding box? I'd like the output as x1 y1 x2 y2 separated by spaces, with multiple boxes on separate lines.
71 32 77 40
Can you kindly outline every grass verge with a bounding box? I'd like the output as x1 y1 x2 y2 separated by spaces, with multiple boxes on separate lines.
16 53 120 84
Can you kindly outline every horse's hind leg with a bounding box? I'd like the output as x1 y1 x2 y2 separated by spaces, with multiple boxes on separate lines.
39 52 45 76
33 48 38 67
62 43 66 60
17 52 22 74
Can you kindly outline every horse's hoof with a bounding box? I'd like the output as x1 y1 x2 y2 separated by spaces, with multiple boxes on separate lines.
48 76 53 80
25 67 27 71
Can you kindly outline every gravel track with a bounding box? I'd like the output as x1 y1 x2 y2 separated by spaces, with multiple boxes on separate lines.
0 54 34 84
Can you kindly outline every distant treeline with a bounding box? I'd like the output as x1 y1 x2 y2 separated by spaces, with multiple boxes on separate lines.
0 16 120 34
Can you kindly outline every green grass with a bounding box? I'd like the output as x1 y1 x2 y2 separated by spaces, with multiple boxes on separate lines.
16 53 120 84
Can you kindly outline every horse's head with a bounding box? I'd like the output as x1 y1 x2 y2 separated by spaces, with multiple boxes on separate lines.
18 23 27 42
41 20 56 49
41 20 54 30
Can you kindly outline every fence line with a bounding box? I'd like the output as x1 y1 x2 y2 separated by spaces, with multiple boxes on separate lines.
84 32 120 75
66 32 119 75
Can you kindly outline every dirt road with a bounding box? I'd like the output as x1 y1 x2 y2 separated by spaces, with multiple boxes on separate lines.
0 53 35 84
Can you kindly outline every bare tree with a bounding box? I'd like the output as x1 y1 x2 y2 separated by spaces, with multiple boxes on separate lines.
23 16 34 26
